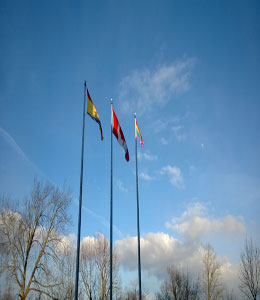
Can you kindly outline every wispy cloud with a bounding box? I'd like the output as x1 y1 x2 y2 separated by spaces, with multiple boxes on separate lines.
116 179 128 193
152 117 180 134
151 116 188 144
172 125 186 141
160 137 169 146
161 165 184 188
138 151 158 162
119 58 195 115
189 165 197 173
139 171 154 181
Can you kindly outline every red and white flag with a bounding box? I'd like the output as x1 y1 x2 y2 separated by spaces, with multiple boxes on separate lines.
112 108 129 162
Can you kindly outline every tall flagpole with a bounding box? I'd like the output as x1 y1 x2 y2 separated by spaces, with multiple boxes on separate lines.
135 113 142 300
110 98 113 300
74 81 87 300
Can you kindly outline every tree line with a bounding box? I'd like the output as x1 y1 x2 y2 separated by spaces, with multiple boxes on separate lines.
0 180 259 300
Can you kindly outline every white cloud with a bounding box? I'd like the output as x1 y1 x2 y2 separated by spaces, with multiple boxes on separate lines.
119 58 195 115
116 228 243 296
60 233 76 247
172 125 186 141
81 234 105 248
0 210 23 236
138 151 157 162
161 165 184 188
56 234 76 255
166 202 246 241
116 179 128 193
140 171 154 181
160 137 168 146
220 261 241 294
116 232 204 279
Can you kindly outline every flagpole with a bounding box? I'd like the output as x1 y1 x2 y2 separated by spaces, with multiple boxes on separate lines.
110 98 113 300
74 81 87 300
135 113 142 300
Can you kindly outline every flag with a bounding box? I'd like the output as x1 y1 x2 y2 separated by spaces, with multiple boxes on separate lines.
135 119 144 147
112 108 129 162
87 89 104 140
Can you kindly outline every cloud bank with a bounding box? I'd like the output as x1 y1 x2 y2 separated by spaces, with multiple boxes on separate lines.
116 232 202 279
115 202 246 295
166 202 246 241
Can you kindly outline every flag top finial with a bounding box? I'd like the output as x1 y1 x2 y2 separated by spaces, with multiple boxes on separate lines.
84 81 86 87
111 98 113 104
134 112 136 118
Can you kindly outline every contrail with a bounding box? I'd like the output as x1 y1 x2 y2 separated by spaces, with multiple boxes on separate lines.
0 127 29 161
0 127 48 180
0 127 123 238
73 198 124 240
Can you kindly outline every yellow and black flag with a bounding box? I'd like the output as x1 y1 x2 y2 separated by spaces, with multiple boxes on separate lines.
87 89 104 140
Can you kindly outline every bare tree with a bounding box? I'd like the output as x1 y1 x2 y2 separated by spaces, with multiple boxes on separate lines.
156 266 200 300
239 238 260 300
80 233 121 300
0 291 13 300
120 280 149 300
220 290 238 300
202 244 223 300
49 238 76 300
156 280 172 300
123 283 139 300
80 237 98 300
0 180 72 300
0 266 17 299
95 233 111 300
0 275 15 300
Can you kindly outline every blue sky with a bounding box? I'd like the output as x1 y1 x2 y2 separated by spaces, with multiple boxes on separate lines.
1 0 260 296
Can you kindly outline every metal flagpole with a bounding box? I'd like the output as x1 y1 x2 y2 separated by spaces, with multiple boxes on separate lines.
110 98 113 300
74 81 87 300
135 113 142 300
